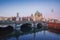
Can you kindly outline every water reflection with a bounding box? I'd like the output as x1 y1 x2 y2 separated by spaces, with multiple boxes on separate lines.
0 32 12 40
14 31 19 40
48 29 60 34
33 28 36 40
0 26 60 40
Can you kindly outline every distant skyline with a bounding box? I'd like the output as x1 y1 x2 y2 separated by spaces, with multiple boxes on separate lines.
0 0 60 20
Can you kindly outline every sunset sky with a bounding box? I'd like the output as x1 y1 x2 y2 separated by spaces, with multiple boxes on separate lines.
0 0 60 19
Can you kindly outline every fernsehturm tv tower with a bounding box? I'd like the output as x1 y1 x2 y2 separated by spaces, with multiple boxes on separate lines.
16 13 19 22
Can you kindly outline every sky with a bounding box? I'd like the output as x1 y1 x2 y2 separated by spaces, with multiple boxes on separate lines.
0 0 60 19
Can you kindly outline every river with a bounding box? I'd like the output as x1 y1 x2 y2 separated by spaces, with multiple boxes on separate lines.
0 28 60 40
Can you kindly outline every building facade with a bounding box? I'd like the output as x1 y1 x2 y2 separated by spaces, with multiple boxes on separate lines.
31 11 43 22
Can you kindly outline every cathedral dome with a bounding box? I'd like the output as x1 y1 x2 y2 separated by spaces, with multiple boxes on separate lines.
35 10 42 17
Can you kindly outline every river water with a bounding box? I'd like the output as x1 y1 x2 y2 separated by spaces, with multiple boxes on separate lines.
0 28 60 40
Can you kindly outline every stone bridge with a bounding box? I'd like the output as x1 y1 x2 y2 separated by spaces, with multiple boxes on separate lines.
0 21 48 30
